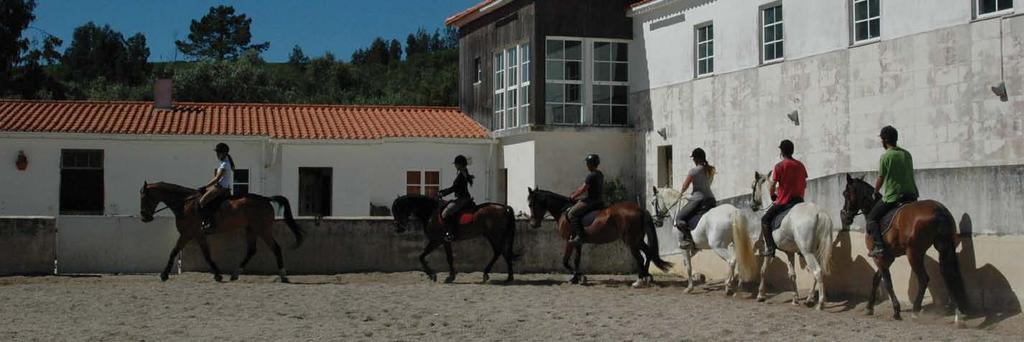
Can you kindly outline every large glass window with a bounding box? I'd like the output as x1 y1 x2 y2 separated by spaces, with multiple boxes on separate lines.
852 0 880 43
519 43 531 126
545 39 583 125
593 41 629 125
695 23 714 77
493 52 505 130
494 43 531 130
761 4 784 63
406 170 440 197
60 149 104 215
977 0 1014 17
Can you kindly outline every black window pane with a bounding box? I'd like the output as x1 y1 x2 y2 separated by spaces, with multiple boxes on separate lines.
565 41 582 60
869 19 880 38
615 43 629 62
776 42 784 59
550 105 564 123
546 40 563 59
595 105 611 124
765 44 775 60
777 23 784 40
855 1 867 20
981 0 995 13
707 41 714 56
567 84 581 103
707 25 713 40
612 106 628 125
707 58 714 73
566 61 581 80
869 0 880 17
612 86 628 105
999 0 1013 10
595 42 610 61
595 62 610 82
776 6 782 20
856 22 868 41
593 85 610 104
545 83 564 102
613 63 628 82
565 105 581 123
765 26 774 42
235 169 249 183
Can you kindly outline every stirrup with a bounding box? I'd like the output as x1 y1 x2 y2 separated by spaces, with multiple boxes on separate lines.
443 231 455 242
568 234 583 246
201 222 215 235
868 247 886 258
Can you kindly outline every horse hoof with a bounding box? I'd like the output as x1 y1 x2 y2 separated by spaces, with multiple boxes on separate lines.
684 287 694 294
569 275 581 284
893 314 902 321
159 273 169 282
725 289 735 297
213 274 223 282
865 308 874 316
504 276 514 284
756 295 767 302
481 274 490 284
631 279 648 288
444 275 456 284
230 274 240 282
428 274 437 282
279 277 290 284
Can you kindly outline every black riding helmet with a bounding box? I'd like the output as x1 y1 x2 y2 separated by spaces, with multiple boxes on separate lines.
453 155 468 166
215 143 230 153
690 148 706 162
880 125 898 144
585 154 600 166
779 139 795 157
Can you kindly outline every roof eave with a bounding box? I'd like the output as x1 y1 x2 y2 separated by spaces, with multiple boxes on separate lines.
445 0 510 28
627 0 679 17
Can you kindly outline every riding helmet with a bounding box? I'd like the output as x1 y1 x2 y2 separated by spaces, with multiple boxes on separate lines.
585 154 601 166
215 143 230 153
690 148 706 161
779 139 795 156
880 125 898 144
453 155 468 166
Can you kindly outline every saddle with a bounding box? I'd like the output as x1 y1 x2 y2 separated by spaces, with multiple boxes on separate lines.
565 204 607 228
685 199 718 231
770 205 796 231
443 200 478 225
878 201 914 236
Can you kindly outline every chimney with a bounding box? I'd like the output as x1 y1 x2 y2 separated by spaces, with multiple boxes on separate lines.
154 79 173 109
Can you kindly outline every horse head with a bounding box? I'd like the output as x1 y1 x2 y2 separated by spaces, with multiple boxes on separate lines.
391 195 437 233
526 187 545 228
750 171 770 211
840 174 875 227
139 181 157 222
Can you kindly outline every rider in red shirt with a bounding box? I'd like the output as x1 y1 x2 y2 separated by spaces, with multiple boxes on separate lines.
760 139 808 256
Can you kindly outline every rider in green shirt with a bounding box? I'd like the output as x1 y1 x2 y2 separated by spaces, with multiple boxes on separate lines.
867 126 919 258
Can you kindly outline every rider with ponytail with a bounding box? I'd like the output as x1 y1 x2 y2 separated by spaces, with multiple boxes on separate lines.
198 143 235 233
674 147 717 250
438 155 475 242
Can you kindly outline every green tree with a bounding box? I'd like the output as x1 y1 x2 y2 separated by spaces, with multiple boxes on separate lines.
287 45 308 69
0 0 36 95
171 49 278 102
61 22 150 85
387 39 402 63
175 5 269 60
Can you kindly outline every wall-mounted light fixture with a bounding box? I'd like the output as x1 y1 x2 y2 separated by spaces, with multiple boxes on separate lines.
992 81 1008 102
787 110 800 126
656 128 668 140
15 151 28 171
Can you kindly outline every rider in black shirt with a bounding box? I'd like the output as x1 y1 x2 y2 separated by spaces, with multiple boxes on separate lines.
567 154 604 246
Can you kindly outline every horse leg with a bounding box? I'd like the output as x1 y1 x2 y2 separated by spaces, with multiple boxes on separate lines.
629 244 648 288
481 238 502 284
443 241 457 283
419 240 442 282
563 243 578 283
573 245 585 285
161 235 190 281
804 255 825 310
712 247 735 296
908 250 930 317
683 248 695 293
232 230 258 281
756 253 772 302
196 235 223 282
866 270 882 316
785 252 799 305
256 229 289 283
881 267 902 320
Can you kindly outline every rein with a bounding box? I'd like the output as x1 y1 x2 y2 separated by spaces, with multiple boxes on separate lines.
153 206 170 214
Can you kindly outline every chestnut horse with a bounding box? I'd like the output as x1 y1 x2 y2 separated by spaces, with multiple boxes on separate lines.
526 188 672 287
139 182 304 283
391 195 519 283
840 174 968 323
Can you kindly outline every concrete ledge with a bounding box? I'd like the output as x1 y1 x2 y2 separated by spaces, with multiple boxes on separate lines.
0 217 56 275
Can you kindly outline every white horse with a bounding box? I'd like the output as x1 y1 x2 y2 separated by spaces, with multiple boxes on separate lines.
750 171 833 310
652 188 758 295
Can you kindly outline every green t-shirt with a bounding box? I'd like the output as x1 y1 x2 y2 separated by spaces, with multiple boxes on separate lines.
879 146 918 202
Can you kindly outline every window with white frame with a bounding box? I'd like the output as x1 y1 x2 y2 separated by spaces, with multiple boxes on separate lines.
695 23 714 77
473 57 482 84
233 169 249 195
406 170 440 197
761 4 784 63
977 0 1014 17
493 43 531 130
545 39 583 125
593 41 629 125
852 0 880 43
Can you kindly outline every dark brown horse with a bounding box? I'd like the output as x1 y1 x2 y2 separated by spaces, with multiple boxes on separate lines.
391 195 519 283
526 188 672 287
840 174 968 323
139 182 304 283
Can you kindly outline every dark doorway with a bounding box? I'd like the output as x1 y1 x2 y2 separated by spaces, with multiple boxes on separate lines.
299 167 332 217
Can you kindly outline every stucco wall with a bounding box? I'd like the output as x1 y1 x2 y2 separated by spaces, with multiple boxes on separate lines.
635 15 1024 202
180 218 635 275
501 138 537 213
56 216 179 274
0 217 55 275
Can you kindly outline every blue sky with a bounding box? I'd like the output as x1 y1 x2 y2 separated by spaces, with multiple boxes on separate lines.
29 0 479 62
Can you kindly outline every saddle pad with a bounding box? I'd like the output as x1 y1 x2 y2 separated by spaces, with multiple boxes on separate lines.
770 206 795 231
582 210 601 227
459 212 475 225
879 202 911 236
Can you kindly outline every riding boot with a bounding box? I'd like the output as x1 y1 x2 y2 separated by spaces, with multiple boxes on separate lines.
761 224 777 257
568 217 584 246
200 205 215 235
443 218 456 242
867 221 886 258
676 223 695 250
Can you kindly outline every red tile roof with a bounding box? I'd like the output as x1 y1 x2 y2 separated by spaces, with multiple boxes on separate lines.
0 100 490 140
445 0 499 27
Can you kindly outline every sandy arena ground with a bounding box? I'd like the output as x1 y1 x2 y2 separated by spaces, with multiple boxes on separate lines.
0 272 1020 341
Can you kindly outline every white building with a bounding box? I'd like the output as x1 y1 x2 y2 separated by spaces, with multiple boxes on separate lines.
0 99 495 217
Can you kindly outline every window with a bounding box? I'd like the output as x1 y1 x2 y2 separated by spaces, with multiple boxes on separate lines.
852 0 880 43
977 0 1014 17
233 169 249 195
593 41 629 125
545 39 583 124
493 43 531 131
60 149 104 215
761 4 784 63
406 171 440 197
298 167 332 217
473 57 482 84
657 146 673 188
695 23 714 76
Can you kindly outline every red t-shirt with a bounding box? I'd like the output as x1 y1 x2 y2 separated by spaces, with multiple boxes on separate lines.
773 158 807 205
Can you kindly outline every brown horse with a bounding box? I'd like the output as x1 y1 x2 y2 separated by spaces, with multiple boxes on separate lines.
139 182 304 283
526 188 672 287
391 195 519 283
840 174 968 323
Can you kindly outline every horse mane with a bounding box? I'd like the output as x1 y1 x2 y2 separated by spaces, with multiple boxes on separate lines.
533 189 570 202
152 182 199 195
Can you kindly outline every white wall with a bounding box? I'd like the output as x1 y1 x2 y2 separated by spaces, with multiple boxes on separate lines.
500 138 536 213
0 134 495 218
279 140 494 217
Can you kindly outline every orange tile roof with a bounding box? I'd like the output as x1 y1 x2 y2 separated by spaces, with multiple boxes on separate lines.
445 0 499 27
0 100 490 140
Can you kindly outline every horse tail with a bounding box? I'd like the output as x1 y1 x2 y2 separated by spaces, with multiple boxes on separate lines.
933 204 970 315
504 206 521 262
813 210 834 276
270 196 305 248
644 211 674 272
730 208 758 282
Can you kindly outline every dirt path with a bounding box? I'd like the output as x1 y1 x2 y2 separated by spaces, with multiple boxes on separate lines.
0 272 1019 341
